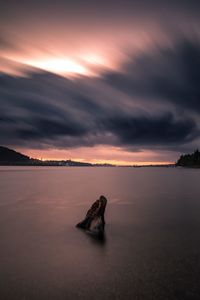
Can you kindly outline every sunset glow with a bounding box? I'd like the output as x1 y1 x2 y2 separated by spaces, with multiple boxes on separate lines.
1 52 121 77
18 146 175 166
23 58 90 76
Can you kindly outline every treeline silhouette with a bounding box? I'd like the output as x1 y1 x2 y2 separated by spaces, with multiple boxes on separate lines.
176 149 200 167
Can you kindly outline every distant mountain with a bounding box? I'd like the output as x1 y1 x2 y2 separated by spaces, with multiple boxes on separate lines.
0 146 31 165
176 149 200 167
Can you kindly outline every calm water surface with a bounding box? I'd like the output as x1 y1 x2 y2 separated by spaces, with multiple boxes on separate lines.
0 167 200 300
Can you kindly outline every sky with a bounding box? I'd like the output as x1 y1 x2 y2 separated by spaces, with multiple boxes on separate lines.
0 0 200 165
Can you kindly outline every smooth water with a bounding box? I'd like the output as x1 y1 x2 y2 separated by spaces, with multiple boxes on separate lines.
0 167 200 300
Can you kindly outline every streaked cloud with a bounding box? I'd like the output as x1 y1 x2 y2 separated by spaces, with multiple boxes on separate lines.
0 1 200 163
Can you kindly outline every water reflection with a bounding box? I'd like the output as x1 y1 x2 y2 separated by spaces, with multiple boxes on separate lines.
1 167 200 299
76 227 107 246
88 231 107 246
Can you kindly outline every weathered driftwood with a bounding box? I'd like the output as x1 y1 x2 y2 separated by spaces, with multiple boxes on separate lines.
76 195 107 237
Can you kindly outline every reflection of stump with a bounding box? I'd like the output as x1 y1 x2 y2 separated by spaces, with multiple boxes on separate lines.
76 195 107 237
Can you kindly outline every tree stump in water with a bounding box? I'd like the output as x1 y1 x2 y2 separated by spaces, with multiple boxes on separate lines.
76 195 107 237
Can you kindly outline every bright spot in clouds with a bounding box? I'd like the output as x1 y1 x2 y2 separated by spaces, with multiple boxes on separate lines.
24 57 90 76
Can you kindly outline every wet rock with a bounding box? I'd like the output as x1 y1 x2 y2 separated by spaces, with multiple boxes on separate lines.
76 195 107 237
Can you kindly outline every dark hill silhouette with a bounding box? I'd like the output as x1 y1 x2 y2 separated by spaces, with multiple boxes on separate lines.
176 149 200 167
0 146 115 166
0 146 31 164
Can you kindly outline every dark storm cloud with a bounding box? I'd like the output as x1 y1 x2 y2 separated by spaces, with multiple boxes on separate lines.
0 72 91 144
1 0 200 16
104 112 198 146
0 41 199 150
18 117 87 140
104 38 200 113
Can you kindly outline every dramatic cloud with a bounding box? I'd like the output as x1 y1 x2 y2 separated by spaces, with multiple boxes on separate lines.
104 112 198 147
104 38 200 113
0 38 200 154
0 1 200 162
